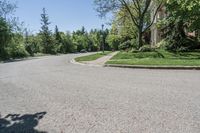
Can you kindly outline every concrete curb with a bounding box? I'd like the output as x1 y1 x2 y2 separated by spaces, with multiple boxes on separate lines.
70 59 102 67
70 52 118 67
104 64 200 70
70 59 85 66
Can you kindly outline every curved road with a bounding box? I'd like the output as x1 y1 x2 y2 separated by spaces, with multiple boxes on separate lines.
0 54 200 133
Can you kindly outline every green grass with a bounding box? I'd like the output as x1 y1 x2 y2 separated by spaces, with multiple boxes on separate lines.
106 50 200 66
75 51 112 62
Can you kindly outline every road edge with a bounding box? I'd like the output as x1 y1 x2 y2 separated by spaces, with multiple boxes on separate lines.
104 64 200 70
70 59 102 67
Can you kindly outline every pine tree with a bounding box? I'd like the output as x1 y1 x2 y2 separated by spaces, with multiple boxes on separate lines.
40 8 54 54
54 25 62 43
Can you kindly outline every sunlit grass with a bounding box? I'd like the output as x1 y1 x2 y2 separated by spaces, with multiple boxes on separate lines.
107 50 200 66
75 51 112 62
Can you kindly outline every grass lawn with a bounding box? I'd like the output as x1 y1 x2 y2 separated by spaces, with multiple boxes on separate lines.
75 51 112 62
106 50 200 66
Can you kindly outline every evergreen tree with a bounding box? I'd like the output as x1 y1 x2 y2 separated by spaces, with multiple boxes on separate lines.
55 25 61 42
40 8 55 54
54 25 63 53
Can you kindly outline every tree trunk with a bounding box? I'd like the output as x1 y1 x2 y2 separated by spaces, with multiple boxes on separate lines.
138 29 143 49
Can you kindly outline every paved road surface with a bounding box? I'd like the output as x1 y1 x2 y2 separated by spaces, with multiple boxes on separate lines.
0 54 200 133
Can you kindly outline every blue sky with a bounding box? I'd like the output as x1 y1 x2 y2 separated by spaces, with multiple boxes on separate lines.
13 0 111 33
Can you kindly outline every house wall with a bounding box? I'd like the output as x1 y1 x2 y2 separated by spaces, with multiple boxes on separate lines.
150 2 166 46
151 24 161 46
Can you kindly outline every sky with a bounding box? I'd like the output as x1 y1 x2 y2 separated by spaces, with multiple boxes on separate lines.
13 0 111 33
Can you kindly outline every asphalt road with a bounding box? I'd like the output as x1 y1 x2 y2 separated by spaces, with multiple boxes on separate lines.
0 54 200 133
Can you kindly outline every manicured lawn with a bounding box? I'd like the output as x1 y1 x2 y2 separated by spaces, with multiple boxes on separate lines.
75 51 112 62
106 50 200 66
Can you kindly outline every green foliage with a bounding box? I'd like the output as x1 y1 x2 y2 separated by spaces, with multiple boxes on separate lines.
25 34 42 56
118 40 132 51
6 33 28 58
139 45 155 52
0 17 11 59
88 29 102 51
166 0 200 32
7 43 28 58
59 32 76 53
40 8 56 54
160 0 200 51
71 27 89 52
0 2 115 61
112 6 137 41
106 34 121 50
156 39 169 50
94 0 163 48
0 0 29 59
71 27 111 52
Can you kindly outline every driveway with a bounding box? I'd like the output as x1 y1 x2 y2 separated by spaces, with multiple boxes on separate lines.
0 54 200 133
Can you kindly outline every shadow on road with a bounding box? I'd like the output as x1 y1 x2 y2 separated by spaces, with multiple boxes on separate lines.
1 57 39 64
0 112 47 133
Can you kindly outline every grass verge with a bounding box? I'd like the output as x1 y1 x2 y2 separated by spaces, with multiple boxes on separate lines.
75 51 112 62
106 50 200 66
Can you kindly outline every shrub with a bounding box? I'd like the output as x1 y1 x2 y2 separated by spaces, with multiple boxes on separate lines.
119 40 132 50
157 39 169 50
25 42 42 56
166 37 199 52
119 39 138 51
131 39 138 49
139 45 155 52
7 43 28 58
106 34 121 50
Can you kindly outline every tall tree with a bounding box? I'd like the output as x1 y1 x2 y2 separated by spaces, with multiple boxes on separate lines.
40 8 54 54
54 25 62 43
94 0 163 48
161 0 200 51
0 0 17 59
0 0 17 20
0 17 11 58
0 0 21 32
112 6 137 41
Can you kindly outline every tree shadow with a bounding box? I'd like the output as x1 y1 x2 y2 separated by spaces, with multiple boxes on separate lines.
2 57 39 64
0 112 47 133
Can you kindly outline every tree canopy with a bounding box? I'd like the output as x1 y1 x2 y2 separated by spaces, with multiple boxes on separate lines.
94 0 163 48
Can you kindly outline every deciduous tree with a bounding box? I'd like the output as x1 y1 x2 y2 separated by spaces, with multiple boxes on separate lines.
94 0 163 48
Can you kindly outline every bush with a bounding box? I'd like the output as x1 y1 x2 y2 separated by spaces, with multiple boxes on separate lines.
27 43 41 56
119 40 132 50
166 37 199 52
157 39 169 50
7 43 29 58
139 45 155 52
119 39 138 51
131 39 138 49
106 34 121 50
